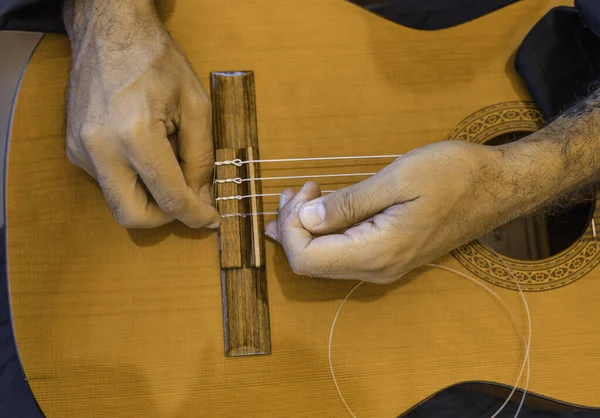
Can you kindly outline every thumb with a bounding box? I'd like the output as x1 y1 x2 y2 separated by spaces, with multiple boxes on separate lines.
298 170 400 234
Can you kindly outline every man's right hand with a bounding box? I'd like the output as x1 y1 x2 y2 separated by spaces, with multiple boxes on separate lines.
266 141 515 283
63 0 220 229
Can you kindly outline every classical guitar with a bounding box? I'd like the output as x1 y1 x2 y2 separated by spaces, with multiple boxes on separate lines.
8 0 600 416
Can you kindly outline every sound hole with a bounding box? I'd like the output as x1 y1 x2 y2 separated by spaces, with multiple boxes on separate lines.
482 132 595 260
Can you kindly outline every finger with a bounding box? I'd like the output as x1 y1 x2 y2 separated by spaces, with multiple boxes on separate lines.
264 189 296 241
279 201 390 281
167 133 180 161
66 143 97 179
265 221 279 242
127 122 220 228
277 184 318 231
283 214 395 281
276 182 321 261
298 162 410 235
288 224 385 281
177 91 220 228
279 189 296 211
178 90 216 201
274 182 397 281
96 162 174 228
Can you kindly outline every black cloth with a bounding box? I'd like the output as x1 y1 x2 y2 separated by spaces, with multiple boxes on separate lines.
349 0 520 31
515 0 600 120
0 226 44 417
401 382 600 417
0 0 64 33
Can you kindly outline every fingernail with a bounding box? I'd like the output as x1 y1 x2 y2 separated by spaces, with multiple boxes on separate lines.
300 201 325 228
279 193 287 209
207 221 220 229
265 231 277 241
299 182 309 192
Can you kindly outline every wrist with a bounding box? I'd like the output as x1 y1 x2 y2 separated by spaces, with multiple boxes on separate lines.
494 127 597 219
63 0 165 58
455 143 525 233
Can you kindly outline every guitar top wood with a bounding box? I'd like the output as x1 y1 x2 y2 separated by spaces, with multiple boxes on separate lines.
9 1 596 417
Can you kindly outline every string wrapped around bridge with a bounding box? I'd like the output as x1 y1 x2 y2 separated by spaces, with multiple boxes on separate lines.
214 154 401 218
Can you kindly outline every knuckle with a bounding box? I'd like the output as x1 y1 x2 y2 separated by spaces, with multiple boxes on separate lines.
66 146 81 166
375 275 398 285
157 192 189 215
290 263 306 276
288 255 309 276
332 190 356 221
78 123 110 156
101 180 123 216
99 179 139 228
98 177 148 228
115 216 143 229
120 117 148 147
79 123 103 143
109 202 147 229
185 150 214 172
187 90 211 113
281 209 297 227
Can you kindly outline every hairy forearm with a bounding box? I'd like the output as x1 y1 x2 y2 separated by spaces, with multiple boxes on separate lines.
495 89 600 219
62 0 165 61
62 0 170 94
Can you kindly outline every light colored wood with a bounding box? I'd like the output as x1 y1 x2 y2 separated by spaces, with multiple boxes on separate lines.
241 146 265 269
8 1 595 417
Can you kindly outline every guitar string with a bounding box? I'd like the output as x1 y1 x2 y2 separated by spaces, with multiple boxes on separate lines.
218 191 335 218
215 169 366 218
214 154 394 216
214 154 401 167
328 260 531 418
483 242 532 418
216 190 336 202
214 174 369 219
214 172 376 184
221 211 278 219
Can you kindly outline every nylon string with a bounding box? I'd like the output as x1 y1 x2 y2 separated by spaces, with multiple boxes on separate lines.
214 172 377 185
214 154 401 167
214 154 398 218
216 190 335 202
328 259 531 418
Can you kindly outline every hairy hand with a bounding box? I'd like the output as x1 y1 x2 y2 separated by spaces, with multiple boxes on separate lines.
266 141 517 283
63 0 219 228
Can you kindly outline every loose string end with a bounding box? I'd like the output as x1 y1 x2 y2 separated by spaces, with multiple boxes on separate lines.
328 261 531 418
